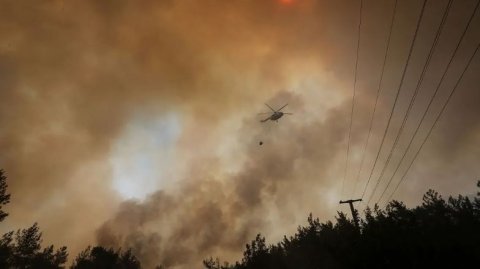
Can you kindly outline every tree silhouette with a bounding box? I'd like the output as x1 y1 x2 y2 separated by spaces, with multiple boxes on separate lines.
0 169 11 222
206 182 480 268
0 170 68 268
203 257 231 269
0 231 14 268
1 167 479 268
71 246 141 269
0 223 68 268
0 168 145 268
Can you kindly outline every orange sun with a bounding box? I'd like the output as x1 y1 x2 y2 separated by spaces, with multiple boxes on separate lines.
279 0 294 5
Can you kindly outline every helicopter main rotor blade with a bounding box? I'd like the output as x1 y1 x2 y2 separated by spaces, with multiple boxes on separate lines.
277 103 288 111
265 103 276 112
257 112 272 115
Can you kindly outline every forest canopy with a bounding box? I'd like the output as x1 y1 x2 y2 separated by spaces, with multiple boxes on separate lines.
204 181 480 269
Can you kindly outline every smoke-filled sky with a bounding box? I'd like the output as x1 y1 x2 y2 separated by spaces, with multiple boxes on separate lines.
1 0 479 268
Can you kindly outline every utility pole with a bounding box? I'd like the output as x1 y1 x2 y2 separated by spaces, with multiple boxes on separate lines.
339 199 362 228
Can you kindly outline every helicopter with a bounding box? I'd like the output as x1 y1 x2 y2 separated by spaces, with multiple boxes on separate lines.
258 103 293 123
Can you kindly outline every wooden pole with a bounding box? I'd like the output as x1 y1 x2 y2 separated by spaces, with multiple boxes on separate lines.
339 199 362 228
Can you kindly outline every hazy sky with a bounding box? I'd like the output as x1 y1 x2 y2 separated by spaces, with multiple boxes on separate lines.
1 0 479 268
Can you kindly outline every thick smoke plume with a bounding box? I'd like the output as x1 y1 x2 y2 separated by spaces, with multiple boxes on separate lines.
0 0 479 268
96 91 350 267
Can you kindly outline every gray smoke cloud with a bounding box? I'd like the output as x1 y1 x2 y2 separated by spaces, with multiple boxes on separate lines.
0 0 479 268
96 90 352 268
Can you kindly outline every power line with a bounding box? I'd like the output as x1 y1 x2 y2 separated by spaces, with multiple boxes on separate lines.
360 0 428 199
351 0 398 198
366 0 453 205
377 0 479 205
387 44 479 202
385 3 480 203
342 0 363 197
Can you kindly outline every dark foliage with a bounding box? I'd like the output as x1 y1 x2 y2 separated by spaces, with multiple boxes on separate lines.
0 223 68 268
0 169 143 269
205 183 480 269
1 168 479 268
0 170 69 268
0 169 11 222
70 246 141 269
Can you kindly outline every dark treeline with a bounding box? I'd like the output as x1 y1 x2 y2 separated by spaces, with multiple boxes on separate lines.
0 169 143 269
204 182 480 269
2 169 480 268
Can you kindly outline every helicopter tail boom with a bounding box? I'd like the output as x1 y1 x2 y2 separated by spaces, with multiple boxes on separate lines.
260 117 271 122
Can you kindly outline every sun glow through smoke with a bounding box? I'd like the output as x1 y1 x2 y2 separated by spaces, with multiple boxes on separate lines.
110 113 181 200
279 0 294 5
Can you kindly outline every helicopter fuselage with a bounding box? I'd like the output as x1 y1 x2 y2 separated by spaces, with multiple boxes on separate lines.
259 103 290 122
270 111 284 121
